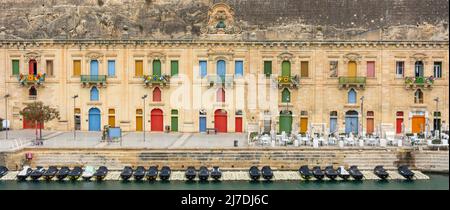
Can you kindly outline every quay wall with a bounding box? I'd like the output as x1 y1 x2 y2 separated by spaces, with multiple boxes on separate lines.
0 148 448 172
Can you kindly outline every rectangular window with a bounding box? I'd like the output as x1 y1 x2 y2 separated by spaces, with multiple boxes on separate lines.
235 60 243 76
12 59 20 75
264 61 272 77
199 60 207 78
329 61 338 77
395 61 404 78
300 61 309 77
171 60 179 76
46 60 54 76
108 60 115 77
366 61 375 78
73 60 81 76
434 62 442 78
135 60 143 77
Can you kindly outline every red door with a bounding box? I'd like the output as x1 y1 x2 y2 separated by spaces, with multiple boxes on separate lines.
396 118 403 134
23 119 44 129
151 109 163 131
235 117 242 133
214 109 227 133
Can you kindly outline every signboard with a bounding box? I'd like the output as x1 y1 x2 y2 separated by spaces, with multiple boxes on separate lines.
108 127 121 139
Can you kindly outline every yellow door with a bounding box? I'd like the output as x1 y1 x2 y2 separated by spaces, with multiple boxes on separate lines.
348 61 357 77
300 117 308 133
412 116 425 133
108 116 115 127
136 116 143 131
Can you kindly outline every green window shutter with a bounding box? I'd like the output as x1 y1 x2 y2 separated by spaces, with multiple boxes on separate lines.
171 60 179 76
264 61 272 77
171 109 178 115
282 61 291 77
282 88 290 103
153 60 161 77
12 60 20 75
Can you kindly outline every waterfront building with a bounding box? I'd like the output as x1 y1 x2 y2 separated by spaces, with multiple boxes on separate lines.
0 0 448 136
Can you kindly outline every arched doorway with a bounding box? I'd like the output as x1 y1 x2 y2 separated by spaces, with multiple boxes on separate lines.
29 86 37 100
396 111 404 134
151 109 164 131
411 112 425 134
279 110 292 134
214 109 227 133
29 59 37 75
88 108 101 131
345 110 358 135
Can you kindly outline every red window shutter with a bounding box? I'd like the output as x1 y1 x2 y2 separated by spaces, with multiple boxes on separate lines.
153 87 161 102
367 61 375 77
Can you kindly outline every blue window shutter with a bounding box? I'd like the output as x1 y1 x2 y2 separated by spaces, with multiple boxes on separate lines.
108 60 115 77
348 89 356 104
200 61 207 78
90 87 99 101
235 61 243 76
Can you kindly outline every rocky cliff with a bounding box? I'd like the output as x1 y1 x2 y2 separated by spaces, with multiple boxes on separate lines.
0 0 448 41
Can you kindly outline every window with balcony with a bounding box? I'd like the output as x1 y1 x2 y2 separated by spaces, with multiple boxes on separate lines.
264 61 272 77
395 61 404 78
366 61 375 78
434 62 442 78
282 61 291 77
415 61 424 77
414 89 423 104
90 87 99 101
282 88 290 103
153 87 161 102
348 88 357 104
153 60 161 77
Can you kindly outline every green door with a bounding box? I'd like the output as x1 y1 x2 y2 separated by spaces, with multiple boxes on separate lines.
153 60 161 77
279 112 292 134
171 116 178 132
282 61 291 77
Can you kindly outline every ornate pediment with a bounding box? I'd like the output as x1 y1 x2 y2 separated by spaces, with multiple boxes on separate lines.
343 53 362 63
148 52 166 63
24 51 42 63
85 52 103 62
207 47 235 61
410 53 428 62
277 52 294 64
200 3 241 35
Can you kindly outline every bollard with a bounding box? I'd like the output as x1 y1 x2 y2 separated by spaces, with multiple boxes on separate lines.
234 140 238 147
313 139 319 148
338 140 344 148
359 139 364 147
398 139 403 147
294 140 299 147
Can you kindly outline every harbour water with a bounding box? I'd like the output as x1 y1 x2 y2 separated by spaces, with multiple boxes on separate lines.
0 173 447 190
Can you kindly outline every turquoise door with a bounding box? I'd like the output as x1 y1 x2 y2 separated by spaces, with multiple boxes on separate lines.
217 60 226 81
199 117 206 132
345 111 358 135
89 108 101 131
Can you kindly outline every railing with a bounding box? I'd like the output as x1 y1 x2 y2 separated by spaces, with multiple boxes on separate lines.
143 75 171 87
405 76 434 88
207 75 234 86
276 75 299 88
17 73 46 86
80 75 107 87
338 76 366 88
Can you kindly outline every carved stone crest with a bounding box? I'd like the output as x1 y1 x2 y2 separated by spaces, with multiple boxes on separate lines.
85 52 103 63
277 52 294 64
343 53 362 63
148 52 166 63
410 53 428 64
200 3 241 35
24 51 42 63
207 47 235 61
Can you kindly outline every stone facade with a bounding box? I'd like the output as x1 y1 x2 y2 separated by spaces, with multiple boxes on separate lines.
0 1 448 135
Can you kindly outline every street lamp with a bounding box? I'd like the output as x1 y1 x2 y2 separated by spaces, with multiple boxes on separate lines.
434 97 440 139
4 94 10 140
360 96 364 137
72 94 78 140
142 94 148 142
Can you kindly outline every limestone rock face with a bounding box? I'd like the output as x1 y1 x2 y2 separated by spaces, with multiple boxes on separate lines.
0 0 448 41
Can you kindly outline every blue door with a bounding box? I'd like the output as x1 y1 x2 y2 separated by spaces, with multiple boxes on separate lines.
217 60 226 81
345 111 358 134
89 108 101 131
90 60 99 81
330 118 337 133
199 117 206 132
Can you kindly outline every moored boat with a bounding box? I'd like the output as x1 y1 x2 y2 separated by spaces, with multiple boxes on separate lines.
185 166 197 181
299 165 313 180
43 166 59 181
93 166 108 181
56 166 70 181
249 166 261 181
82 166 95 181
146 166 158 181
16 166 32 181
398 165 415 180
133 166 146 181
312 166 325 180
336 166 350 181
374 165 389 180
324 166 338 180
68 166 82 181
0 166 8 178
30 166 46 181
261 166 273 181
198 166 210 181
348 165 364 180
120 166 133 181
159 166 171 181
210 166 222 181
